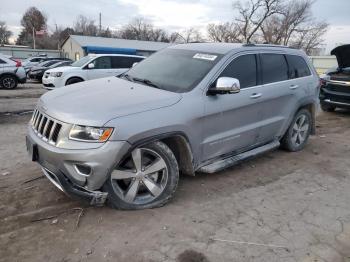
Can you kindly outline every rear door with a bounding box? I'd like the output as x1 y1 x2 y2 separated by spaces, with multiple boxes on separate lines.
111 56 144 76
201 53 262 161
87 56 113 80
255 53 309 144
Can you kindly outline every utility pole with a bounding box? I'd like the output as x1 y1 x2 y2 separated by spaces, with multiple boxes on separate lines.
32 27 36 49
99 13 102 36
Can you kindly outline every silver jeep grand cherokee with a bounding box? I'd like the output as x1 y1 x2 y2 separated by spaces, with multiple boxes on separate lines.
26 43 319 209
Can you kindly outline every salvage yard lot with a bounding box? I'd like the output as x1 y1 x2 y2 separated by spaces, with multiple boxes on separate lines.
0 83 350 262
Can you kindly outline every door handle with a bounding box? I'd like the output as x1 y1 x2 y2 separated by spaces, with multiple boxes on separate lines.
289 84 299 90
250 93 262 99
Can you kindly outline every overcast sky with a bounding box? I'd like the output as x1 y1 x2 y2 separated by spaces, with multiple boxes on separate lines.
2 0 350 53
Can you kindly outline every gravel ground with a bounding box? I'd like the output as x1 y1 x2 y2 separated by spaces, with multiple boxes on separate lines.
0 84 350 262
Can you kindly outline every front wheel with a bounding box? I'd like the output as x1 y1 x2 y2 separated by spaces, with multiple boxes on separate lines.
280 109 312 152
103 141 179 210
65 77 83 86
320 102 336 112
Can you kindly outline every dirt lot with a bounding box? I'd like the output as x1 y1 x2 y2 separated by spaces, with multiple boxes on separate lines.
0 83 350 262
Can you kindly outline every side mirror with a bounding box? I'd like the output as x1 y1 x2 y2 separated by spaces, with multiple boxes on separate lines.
87 63 95 69
208 77 241 95
132 62 138 67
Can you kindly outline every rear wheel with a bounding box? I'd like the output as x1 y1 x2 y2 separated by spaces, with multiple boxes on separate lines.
321 102 336 112
103 141 179 210
281 109 312 152
65 77 83 86
0 75 17 89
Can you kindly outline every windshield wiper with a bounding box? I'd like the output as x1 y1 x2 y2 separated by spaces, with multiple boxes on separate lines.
132 77 161 89
118 73 134 82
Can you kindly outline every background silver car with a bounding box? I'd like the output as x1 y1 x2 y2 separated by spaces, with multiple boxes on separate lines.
0 54 26 89
26 43 319 209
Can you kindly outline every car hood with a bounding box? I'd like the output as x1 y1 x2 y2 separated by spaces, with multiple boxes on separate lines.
331 44 350 69
38 77 182 126
46 66 78 73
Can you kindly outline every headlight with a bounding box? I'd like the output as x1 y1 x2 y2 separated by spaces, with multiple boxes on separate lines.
50 72 63 77
69 125 114 142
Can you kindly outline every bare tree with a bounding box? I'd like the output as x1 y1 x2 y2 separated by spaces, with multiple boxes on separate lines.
207 22 240 42
259 0 328 54
117 18 170 42
74 15 98 36
17 7 48 47
0 21 12 45
291 21 328 54
170 28 204 43
234 0 284 43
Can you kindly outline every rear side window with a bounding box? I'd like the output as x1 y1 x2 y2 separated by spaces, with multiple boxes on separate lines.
261 54 288 84
93 56 112 69
219 54 257 88
0 59 6 64
286 55 311 78
112 56 143 69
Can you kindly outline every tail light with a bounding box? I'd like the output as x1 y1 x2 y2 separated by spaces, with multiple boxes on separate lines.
10 58 22 67
15 60 22 67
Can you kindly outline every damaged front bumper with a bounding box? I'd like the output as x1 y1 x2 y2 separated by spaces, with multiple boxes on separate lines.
41 167 108 205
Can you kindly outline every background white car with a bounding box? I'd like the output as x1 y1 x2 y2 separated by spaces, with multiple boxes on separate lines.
42 54 145 89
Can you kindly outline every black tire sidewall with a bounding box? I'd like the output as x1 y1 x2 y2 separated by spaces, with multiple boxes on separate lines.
66 78 83 86
103 141 179 210
281 109 312 152
320 102 335 112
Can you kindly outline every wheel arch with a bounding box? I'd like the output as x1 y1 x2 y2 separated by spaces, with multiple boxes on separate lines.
128 132 195 176
65 76 85 85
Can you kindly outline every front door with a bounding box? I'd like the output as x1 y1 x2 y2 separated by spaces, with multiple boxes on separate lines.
88 56 114 80
201 54 262 162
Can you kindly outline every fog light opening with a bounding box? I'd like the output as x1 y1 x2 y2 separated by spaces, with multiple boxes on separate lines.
74 164 92 176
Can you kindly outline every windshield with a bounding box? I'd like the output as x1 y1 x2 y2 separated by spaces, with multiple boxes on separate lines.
71 56 92 67
125 48 222 93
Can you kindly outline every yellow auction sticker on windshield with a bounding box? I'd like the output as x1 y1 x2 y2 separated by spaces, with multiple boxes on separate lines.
193 53 217 61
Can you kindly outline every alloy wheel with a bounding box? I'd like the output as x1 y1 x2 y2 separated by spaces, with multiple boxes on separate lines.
2 77 16 89
111 148 168 205
291 114 309 147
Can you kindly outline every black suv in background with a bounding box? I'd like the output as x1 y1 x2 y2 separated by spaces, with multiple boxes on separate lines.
320 44 350 111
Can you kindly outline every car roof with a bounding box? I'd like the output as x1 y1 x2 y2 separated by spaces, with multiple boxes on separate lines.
170 42 303 56
87 53 145 58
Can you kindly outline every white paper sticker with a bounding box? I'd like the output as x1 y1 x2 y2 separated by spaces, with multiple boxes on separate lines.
193 53 217 61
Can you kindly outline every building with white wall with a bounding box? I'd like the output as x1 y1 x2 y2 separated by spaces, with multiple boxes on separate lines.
61 35 172 61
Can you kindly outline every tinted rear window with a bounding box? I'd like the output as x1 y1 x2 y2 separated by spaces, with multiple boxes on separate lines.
261 54 288 84
112 56 143 68
219 54 257 88
286 55 311 78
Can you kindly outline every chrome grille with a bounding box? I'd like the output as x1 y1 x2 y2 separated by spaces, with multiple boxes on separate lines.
31 109 62 145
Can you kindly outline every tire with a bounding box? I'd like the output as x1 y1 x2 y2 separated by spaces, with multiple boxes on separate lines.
103 141 179 210
0 75 18 89
320 102 336 112
280 109 312 152
65 77 83 86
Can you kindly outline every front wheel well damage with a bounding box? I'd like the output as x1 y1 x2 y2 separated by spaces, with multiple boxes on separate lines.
160 135 195 176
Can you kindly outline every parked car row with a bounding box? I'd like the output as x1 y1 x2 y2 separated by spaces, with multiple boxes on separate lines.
0 53 145 89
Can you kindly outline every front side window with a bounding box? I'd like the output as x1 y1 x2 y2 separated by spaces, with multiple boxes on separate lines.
93 56 112 69
286 55 311 78
125 49 222 93
219 54 257 88
71 56 92 67
112 56 144 69
261 54 288 84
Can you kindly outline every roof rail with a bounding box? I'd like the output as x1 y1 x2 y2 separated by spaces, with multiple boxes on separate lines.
242 43 295 49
